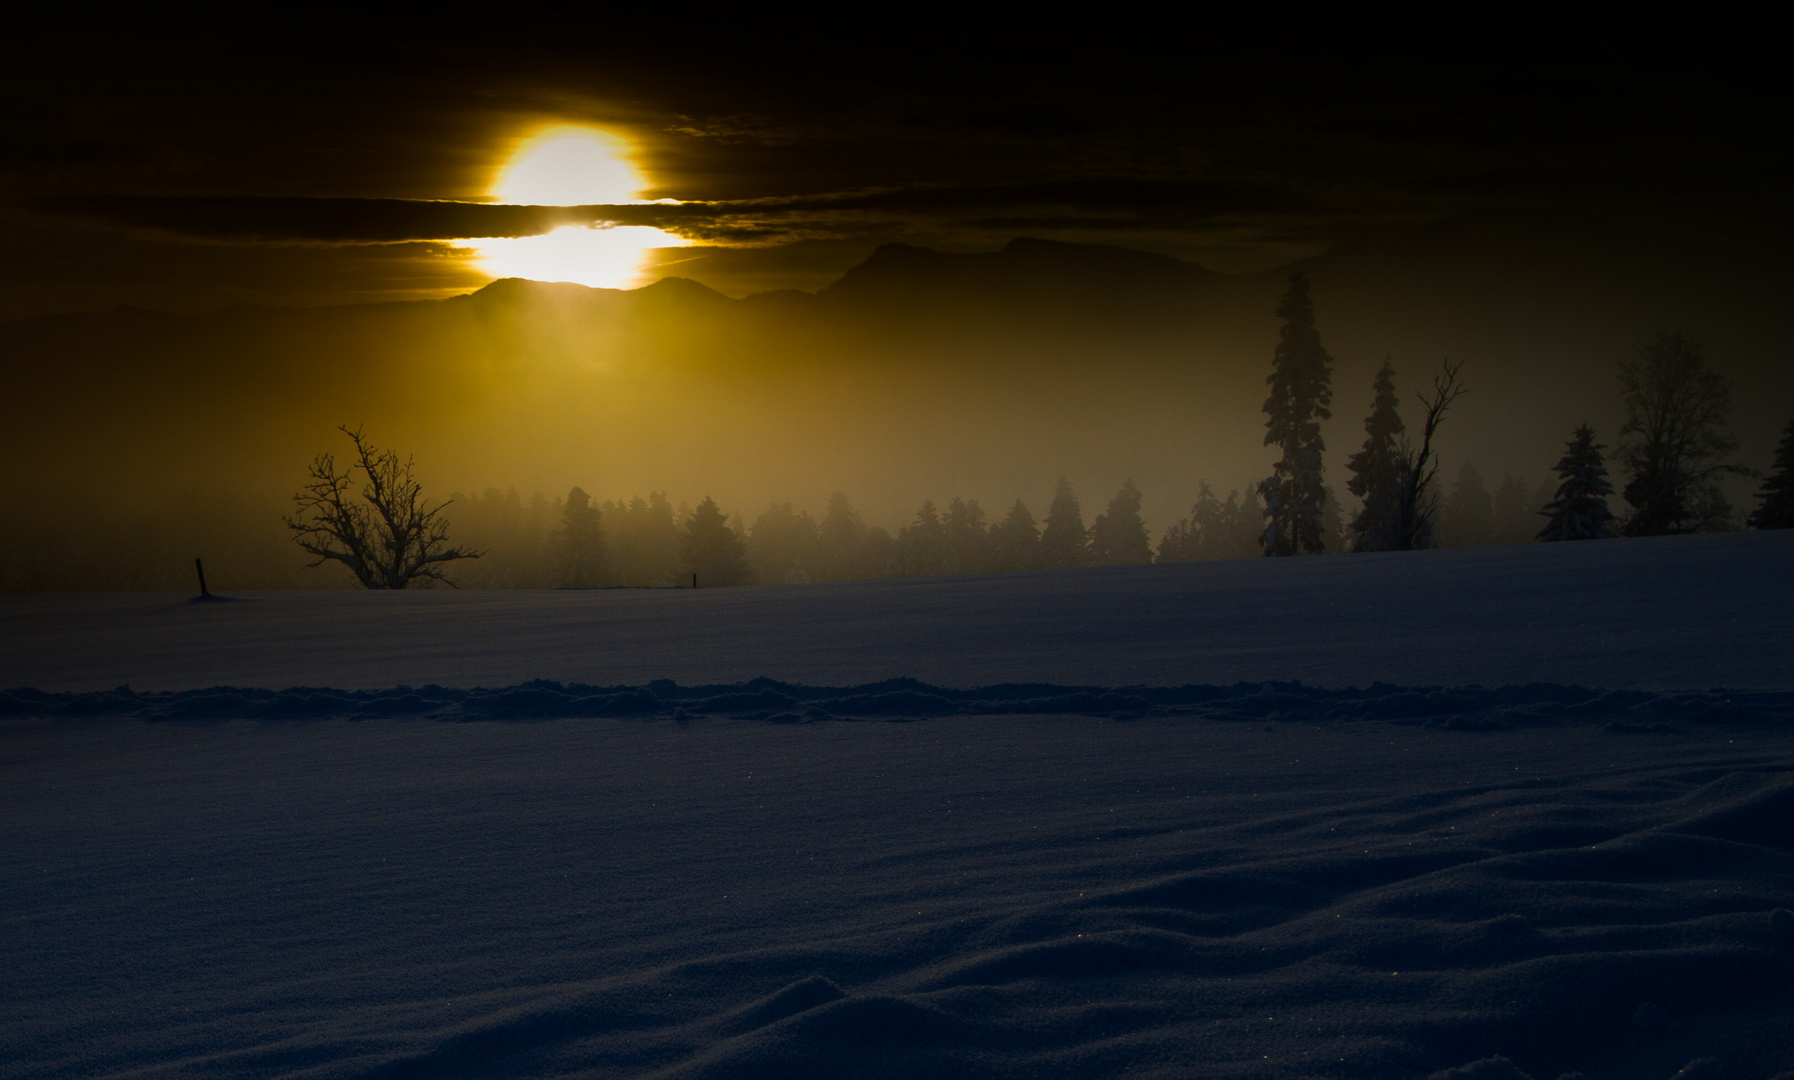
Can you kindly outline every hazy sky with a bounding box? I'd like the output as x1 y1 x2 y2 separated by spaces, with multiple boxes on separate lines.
4 13 1787 319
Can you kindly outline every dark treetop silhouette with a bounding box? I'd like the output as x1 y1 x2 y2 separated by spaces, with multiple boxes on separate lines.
286 426 481 589
1538 424 1617 541
1258 272 1334 556
1748 411 1794 530
678 496 749 587
1345 359 1407 552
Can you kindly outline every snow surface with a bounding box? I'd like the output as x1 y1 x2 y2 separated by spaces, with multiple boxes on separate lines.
4 532 1793 1079
3 531 1791 693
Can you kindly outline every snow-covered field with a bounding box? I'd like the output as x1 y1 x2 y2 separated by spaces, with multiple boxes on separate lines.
5 532 1792 1078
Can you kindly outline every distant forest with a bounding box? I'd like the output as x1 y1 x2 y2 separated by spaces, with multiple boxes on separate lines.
431 467 1558 591
0 466 1554 593
4 264 1790 591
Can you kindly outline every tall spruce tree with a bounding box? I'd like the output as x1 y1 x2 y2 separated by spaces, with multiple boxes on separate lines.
1040 477 1090 568
1089 480 1152 565
1748 412 1794 529
1345 360 1405 552
1537 425 1616 541
1258 273 1334 555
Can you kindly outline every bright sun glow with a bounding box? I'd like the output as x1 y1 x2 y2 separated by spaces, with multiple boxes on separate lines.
474 126 686 290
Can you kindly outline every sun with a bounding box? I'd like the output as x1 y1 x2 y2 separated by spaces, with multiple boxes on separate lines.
473 125 686 290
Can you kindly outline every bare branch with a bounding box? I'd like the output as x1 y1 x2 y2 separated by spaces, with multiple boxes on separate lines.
286 426 481 588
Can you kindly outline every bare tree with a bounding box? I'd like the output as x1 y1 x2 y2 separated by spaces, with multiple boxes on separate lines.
286 426 480 588
1618 331 1743 535
1392 360 1467 550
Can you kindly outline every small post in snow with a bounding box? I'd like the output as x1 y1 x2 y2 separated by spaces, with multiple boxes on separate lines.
692 572 698 589
195 557 211 598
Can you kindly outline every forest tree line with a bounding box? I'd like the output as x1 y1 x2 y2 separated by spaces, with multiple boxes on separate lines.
436 464 1566 590
6 271 1791 592
442 273 1794 591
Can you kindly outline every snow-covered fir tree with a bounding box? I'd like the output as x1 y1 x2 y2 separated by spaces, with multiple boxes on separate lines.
1748 412 1794 529
1258 273 1334 556
1537 425 1616 541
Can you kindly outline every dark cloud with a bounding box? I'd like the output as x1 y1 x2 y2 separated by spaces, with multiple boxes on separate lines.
44 180 1314 245
1 12 1789 313
0 138 140 170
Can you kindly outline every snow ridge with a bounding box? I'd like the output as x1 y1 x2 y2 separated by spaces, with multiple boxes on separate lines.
4 677 1790 727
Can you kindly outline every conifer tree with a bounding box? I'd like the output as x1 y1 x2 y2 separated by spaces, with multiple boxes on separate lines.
1040 477 1090 568
1748 412 1794 529
814 491 866 580
1258 273 1334 555
677 497 749 586
1157 482 1216 563
1221 489 1264 558
896 499 946 576
558 486 605 587
1089 480 1152 565
1188 481 1224 557
1155 519 1194 563
1345 360 1405 552
606 492 682 586
988 499 1042 572
941 497 991 574
1537 425 1616 541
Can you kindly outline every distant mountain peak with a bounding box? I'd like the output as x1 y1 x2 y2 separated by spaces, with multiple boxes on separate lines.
817 236 1220 308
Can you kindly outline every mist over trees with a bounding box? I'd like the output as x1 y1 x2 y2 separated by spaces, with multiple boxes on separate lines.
988 501 1042 572
678 497 749 587
559 487 605 587
11 261 1794 593
1040 479 1090 569
1088 481 1152 566
1157 484 1264 562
